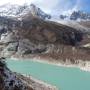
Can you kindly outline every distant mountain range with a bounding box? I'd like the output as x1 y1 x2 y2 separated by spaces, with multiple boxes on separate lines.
60 11 90 21
0 3 90 21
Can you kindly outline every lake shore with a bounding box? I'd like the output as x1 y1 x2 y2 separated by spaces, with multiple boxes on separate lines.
18 74 58 90
10 55 90 72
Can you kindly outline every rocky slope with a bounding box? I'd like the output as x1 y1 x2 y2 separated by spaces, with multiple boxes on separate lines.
0 58 57 90
0 14 90 62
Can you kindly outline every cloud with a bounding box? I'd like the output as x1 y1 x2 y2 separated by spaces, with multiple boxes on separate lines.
61 0 80 15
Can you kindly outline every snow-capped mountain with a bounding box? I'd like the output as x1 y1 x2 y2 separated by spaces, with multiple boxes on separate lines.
60 11 90 21
0 3 51 19
70 11 90 20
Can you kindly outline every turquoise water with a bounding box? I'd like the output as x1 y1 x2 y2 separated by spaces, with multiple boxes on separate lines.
6 59 90 90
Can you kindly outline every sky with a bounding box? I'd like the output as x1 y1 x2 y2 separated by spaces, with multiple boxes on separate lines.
0 0 90 15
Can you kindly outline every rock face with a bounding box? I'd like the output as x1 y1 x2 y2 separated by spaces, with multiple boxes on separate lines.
0 58 57 90
28 4 51 19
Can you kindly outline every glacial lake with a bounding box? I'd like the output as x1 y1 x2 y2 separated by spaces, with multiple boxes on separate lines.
6 59 90 90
